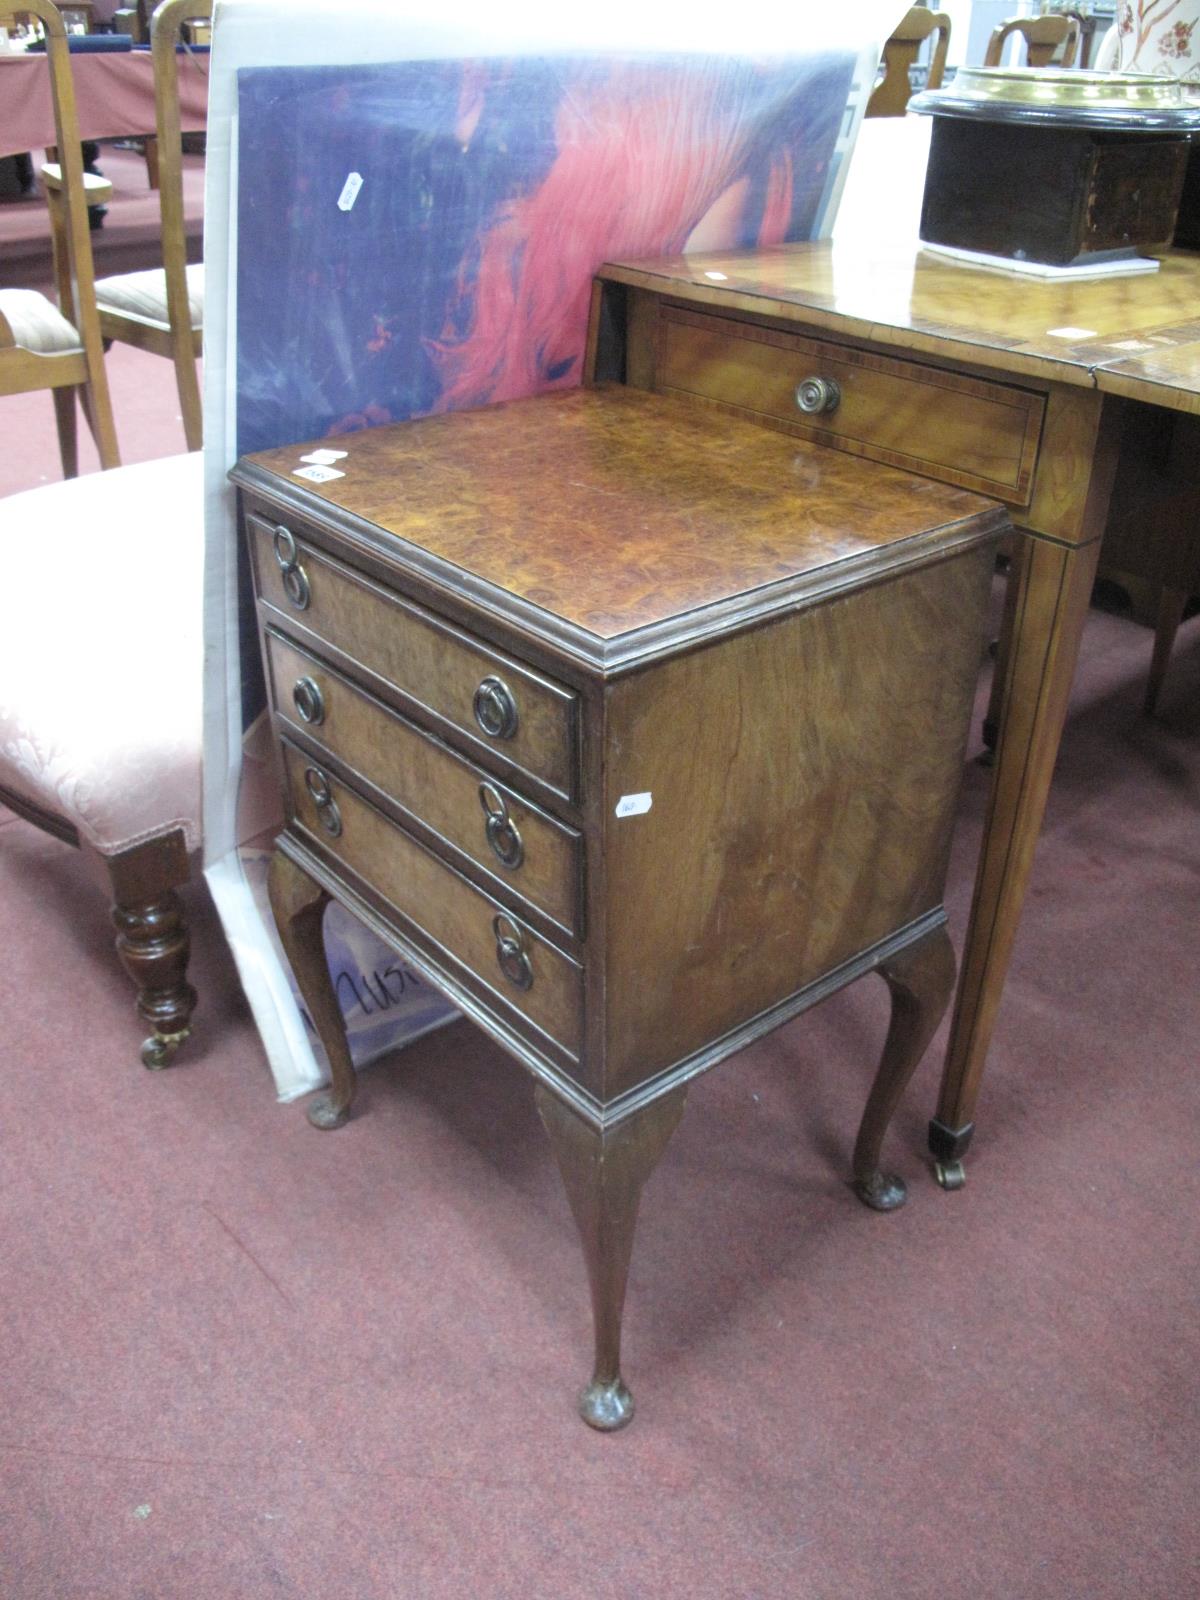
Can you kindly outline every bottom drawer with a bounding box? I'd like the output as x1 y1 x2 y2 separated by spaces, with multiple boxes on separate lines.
282 743 583 1058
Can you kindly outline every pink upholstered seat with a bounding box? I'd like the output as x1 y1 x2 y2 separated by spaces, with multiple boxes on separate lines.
0 453 203 856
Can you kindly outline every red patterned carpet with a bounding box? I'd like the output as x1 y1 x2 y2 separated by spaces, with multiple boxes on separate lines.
1 589 1197 1596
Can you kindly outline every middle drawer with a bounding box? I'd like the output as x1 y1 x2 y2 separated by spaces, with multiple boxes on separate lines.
265 630 583 936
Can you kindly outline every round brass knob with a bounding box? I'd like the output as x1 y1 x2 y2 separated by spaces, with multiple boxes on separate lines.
293 676 325 725
478 782 524 870
794 376 841 415
473 676 519 740
317 798 342 838
492 913 533 991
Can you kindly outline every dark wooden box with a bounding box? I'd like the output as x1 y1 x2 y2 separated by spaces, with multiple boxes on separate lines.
1172 140 1200 248
920 115 1190 267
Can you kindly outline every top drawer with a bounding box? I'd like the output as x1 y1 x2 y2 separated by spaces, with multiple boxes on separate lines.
656 305 1044 506
247 509 579 800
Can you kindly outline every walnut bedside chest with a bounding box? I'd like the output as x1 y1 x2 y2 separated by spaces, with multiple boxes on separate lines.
232 384 1005 1430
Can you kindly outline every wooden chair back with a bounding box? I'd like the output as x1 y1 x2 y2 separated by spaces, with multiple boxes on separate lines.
985 15 1081 68
152 0 210 388
0 0 118 468
867 6 952 119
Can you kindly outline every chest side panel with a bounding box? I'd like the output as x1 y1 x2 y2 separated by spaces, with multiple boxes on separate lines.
598 545 994 1099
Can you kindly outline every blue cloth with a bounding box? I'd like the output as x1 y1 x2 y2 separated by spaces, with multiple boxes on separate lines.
29 34 134 52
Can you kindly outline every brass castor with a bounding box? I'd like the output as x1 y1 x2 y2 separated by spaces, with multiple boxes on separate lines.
579 1378 635 1432
306 1092 351 1131
853 1170 909 1212
935 1159 966 1191
140 1029 189 1070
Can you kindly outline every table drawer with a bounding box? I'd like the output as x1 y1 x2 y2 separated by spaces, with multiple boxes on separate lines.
656 305 1043 505
282 743 583 1058
248 510 579 798
265 630 582 936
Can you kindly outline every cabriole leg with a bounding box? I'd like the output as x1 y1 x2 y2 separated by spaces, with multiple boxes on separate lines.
535 1083 687 1432
853 922 957 1211
267 848 356 1129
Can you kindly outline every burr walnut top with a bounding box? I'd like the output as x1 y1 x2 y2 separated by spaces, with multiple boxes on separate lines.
236 385 1004 663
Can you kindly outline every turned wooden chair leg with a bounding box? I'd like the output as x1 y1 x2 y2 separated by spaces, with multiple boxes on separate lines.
536 1083 687 1432
852 920 957 1211
51 385 79 479
1144 585 1188 717
103 829 197 1069
267 847 357 1129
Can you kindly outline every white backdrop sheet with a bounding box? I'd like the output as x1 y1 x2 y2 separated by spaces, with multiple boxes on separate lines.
201 0 901 1099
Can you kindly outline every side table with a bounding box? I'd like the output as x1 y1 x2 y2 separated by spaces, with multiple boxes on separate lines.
593 241 1200 1184
232 384 1004 1427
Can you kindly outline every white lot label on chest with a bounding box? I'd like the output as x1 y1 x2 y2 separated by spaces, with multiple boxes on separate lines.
293 464 345 483
615 792 653 818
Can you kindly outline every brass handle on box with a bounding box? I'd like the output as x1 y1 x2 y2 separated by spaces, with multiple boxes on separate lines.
273 523 311 611
794 376 841 415
478 782 524 870
272 524 298 567
473 675 519 740
493 913 534 991
303 765 342 837
293 676 325 725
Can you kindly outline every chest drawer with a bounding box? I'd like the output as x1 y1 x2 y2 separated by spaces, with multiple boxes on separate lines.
656 304 1043 505
264 630 582 936
281 742 583 1058
248 510 579 799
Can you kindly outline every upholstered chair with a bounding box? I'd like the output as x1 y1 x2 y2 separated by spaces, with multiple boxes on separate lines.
0 453 205 1066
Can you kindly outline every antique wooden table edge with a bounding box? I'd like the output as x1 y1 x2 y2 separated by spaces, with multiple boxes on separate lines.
596 244 1200 396
232 452 1008 678
595 254 1091 393
591 241 1200 1191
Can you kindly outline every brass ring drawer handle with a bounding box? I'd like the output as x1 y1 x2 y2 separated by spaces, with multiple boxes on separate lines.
272 524 311 611
282 566 311 610
303 765 342 837
272 524 297 567
493 913 533 991
794 376 841 415
473 675 519 740
478 782 524 870
293 675 325 725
